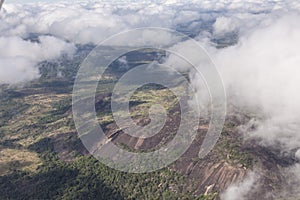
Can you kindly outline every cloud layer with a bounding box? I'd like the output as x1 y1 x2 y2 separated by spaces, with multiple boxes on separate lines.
2 0 299 44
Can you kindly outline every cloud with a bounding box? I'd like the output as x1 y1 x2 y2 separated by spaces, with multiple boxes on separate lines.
0 35 75 84
213 14 300 152
213 16 239 35
2 0 299 45
221 172 260 200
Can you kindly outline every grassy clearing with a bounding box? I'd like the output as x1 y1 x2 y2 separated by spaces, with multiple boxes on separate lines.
0 148 42 175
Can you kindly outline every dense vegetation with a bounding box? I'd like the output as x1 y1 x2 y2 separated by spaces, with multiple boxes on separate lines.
0 150 216 200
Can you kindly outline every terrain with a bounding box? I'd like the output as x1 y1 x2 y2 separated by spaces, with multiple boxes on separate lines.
0 47 298 200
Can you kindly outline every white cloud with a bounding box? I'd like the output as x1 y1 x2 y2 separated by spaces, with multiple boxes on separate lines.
213 16 240 35
221 172 260 200
2 0 299 45
214 14 300 151
295 150 300 161
0 57 38 83
0 35 76 84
